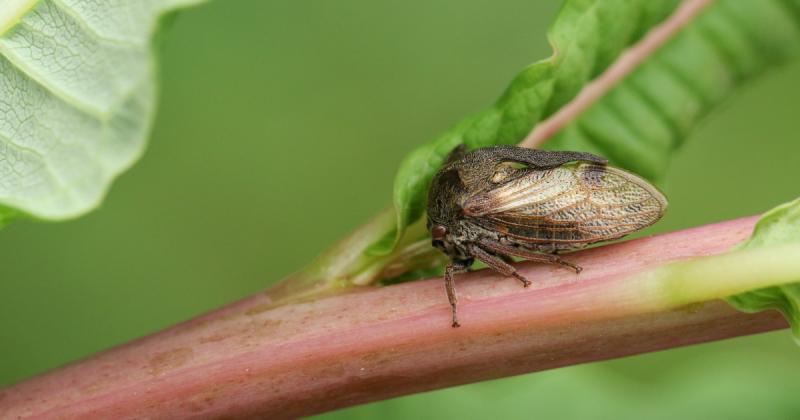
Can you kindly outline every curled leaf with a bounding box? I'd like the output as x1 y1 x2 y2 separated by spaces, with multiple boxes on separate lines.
728 198 800 337
0 0 206 222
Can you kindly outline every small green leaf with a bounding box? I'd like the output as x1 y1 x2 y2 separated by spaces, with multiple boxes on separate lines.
0 0 205 223
728 198 800 337
385 0 800 251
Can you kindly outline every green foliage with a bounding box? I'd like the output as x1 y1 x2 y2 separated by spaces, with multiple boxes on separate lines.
3 1 800 416
549 0 800 179
384 0 800 253
728 198 800 337
0 0 205 222
383 0 680 254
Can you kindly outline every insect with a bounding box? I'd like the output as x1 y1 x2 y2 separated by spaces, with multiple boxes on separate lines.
427 145 667 327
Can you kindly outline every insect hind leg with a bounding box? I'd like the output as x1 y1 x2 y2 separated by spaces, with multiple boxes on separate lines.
477 239 582 274
467 244 531 287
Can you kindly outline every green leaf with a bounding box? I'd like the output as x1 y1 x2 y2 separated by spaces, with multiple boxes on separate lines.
380 0 680 254
728 198 800 337
383 0 800 253
0 0 205 222
549 0 800 179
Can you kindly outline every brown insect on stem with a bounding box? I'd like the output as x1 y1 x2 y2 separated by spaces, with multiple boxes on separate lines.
427 145 667 327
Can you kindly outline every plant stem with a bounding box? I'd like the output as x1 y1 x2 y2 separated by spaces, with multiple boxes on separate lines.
0 215 789 419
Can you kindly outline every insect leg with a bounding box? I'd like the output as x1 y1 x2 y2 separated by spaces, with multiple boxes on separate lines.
467 244 531 287
445 264 463 328
477 239 582 273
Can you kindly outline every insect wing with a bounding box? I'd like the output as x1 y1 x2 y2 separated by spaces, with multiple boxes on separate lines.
462 163 667 244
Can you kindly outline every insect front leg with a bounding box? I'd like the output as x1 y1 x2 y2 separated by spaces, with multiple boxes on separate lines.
477 239 582 273
466 244 531 287
445 263 467 328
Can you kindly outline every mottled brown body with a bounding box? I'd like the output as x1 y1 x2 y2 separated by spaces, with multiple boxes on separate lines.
427 145 667 327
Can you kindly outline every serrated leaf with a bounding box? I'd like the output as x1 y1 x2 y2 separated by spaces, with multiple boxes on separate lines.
548 0 800 179
728 198 800 337
0 0 205 222
384 0 800 253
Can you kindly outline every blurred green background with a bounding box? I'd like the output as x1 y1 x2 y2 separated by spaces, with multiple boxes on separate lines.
2 0 800 418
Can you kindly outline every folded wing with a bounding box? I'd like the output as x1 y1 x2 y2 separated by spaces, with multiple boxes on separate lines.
462 163 667 245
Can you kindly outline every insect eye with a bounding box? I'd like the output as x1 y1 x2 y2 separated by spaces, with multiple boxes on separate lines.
431 225 448 239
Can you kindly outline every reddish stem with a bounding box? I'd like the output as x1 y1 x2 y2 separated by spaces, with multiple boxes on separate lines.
0 216 787 419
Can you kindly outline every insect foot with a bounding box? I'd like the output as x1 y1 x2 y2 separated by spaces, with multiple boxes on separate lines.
558 259 582 274
512 272 531 287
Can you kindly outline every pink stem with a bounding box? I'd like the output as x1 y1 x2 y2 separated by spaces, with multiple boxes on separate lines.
0 216 787 419
520 0 715 148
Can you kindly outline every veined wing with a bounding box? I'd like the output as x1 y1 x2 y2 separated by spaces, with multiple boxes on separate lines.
462 163 667 244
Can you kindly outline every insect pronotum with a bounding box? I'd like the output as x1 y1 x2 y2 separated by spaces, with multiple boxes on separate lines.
426 145 668 327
